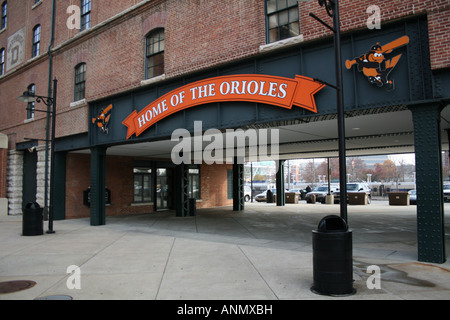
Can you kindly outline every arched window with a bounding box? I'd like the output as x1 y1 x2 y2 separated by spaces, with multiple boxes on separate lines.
0 1 6 30
32 25 41 57
74 63 86 101
0 48 5 75
27 84 35 119
145 28 165 79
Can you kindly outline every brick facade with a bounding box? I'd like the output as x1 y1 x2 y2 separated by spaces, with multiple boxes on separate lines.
64 153 232 219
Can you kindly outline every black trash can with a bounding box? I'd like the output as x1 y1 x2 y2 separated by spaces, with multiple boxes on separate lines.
266 189 273 203
22 202 44 236
189 198 196 216
311 215 355 296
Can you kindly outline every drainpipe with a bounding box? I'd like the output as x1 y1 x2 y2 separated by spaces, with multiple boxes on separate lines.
43 0 56 219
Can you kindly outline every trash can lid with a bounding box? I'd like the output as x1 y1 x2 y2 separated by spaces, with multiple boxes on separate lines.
317 215 348 232
25 202 41 209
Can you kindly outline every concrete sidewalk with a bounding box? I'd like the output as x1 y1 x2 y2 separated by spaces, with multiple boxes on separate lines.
0 201 449 300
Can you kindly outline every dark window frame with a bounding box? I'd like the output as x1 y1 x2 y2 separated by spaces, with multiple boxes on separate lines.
74 63 86 101
133 167 153 203
188 167 201 200
0 1 6 30
145 28 165 79
0 48 4 75
27 84 35 119
80 0 91 31
32 24 41 57
265 0 300 44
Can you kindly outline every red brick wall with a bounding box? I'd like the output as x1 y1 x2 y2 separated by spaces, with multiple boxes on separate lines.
65 153 155 219
64 153 233 218
65 153 90 219
198 163 233 209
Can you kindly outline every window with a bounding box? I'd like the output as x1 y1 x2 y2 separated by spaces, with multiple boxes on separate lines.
134 167 152 203
32 25 41 57
188 168 200 199
27 84 35 119
80 0 91 31
146 28 165 79
1 1 6 30
74 63 86 101
0 48 4 75
266 0 299 43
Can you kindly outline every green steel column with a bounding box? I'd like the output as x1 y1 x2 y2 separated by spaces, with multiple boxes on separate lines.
233 158 244 211
52 152 66 220
276 160 285 206
90 147 107 226
409 102 446 263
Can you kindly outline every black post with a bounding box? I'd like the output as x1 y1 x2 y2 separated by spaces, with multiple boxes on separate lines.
47 78 57 233
310 0 347 222
332 1 348 222
250 162 253 203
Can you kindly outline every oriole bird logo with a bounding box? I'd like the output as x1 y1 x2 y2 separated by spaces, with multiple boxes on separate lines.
345 35 409 91
92 104 112 134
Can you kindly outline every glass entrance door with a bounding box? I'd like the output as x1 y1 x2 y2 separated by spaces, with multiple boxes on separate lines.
156 168 172 210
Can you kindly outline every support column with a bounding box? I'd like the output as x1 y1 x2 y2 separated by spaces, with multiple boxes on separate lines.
276 160 285 206
175 163 189 217
233 158 244 211
409 102 446 263
52 151 66 220
90 147 107 226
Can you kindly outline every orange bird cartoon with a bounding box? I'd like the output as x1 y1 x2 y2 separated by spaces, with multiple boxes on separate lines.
346 36 409 90
92 104 112 134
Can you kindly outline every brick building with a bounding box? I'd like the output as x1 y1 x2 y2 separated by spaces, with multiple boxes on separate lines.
0 1 449 263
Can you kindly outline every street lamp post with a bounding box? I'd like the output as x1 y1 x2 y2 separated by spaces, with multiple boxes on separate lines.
18 78 57 234
310 0 348 223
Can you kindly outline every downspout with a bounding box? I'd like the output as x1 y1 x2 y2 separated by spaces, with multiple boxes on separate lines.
43 0 56 218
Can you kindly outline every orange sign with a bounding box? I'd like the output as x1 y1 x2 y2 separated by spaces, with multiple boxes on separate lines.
122 74 325 139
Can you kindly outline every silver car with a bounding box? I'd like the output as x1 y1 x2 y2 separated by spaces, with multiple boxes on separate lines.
334 182 372 204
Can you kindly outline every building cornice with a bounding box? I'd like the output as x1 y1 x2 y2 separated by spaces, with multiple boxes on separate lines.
52 0 158 54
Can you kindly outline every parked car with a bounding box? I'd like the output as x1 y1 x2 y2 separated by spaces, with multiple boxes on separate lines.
334 182 372 204
288 188 308 200
443 184 450 202
305 185 338 204
244 186 252 202
409 189 417 205
254 188 277 202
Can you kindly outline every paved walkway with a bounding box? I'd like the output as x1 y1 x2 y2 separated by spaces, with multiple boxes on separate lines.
0 201 449 300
